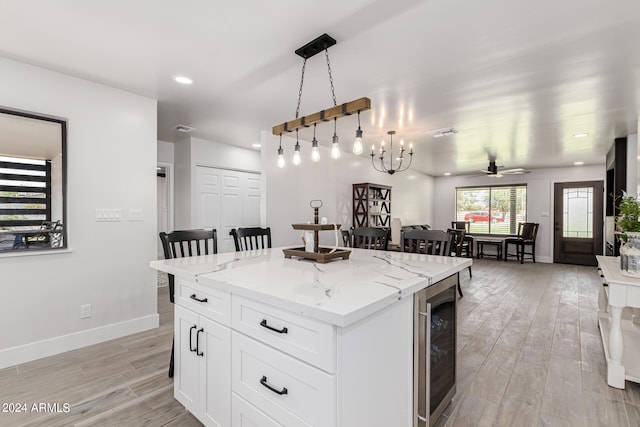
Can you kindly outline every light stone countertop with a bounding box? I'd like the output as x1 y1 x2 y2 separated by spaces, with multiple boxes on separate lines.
151 247 472 327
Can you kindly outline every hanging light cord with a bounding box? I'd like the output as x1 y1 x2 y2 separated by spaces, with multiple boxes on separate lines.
325 49 337 107
295 58 307 119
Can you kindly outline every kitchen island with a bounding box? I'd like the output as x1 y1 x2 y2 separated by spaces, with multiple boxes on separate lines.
151 247 471 427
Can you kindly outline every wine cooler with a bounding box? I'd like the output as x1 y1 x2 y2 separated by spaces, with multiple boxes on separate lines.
413 274 457 426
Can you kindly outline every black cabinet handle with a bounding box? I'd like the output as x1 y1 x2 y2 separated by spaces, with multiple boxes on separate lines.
189 325 197 352
260 375 288 395
196 328 204 357
260 319 288 334
190 294 208 303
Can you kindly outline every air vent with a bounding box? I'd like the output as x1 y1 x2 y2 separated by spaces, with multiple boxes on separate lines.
173 124 195 133
427 127 457 138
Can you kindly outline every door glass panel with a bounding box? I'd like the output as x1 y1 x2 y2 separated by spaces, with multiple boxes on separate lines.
563 187 593 238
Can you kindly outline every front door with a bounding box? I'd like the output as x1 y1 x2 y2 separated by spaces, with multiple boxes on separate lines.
553 181 604 266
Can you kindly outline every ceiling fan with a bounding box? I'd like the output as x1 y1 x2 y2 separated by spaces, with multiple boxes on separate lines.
480 156 531 178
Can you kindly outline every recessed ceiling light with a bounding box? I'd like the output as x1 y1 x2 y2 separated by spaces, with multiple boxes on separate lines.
173 75 193 85
252 143 262 148
573 133 589 138
444 172 451 176
574 161 584 165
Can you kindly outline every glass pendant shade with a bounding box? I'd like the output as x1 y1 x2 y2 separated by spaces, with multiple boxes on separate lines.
292 141 301 165
331 118 340 159
353 128 363 155
331 135 341 159
277 146 285 168
352 111 363 155
311 138 320 162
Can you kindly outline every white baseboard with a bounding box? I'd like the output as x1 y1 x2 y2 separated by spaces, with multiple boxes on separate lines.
0 314 159 369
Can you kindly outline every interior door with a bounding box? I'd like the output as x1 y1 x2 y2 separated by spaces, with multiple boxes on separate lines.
553 181 604 266
195 166 261 253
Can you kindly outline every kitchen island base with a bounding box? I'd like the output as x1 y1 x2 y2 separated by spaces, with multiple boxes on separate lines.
151 248 471 426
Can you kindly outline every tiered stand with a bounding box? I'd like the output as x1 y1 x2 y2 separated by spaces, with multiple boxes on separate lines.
282 201 351 263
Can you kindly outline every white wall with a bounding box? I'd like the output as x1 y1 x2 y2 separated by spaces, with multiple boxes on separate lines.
157 139 174 164
0 57 158 368
433 164 605 263
262 132 435 247
173 136 261 229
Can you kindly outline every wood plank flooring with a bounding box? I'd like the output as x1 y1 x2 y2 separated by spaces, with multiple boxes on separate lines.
1 262 639 426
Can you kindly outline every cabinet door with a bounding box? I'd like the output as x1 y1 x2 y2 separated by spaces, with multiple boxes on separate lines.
174 305 201 413
200 316 232 427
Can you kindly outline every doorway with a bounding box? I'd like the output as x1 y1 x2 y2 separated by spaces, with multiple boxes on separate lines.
553 181 604 266
157 162 174 258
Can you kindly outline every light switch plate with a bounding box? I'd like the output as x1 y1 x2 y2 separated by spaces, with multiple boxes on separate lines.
95 208 122 222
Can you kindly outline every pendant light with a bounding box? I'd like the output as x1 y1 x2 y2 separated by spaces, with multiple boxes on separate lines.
292 129 301 165
331 118 341 159
352 110 363 155
271 33 370 168
311 124 320 162
277 134 285 168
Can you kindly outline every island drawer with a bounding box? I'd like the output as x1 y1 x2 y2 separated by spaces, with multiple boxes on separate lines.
231 295 335 373
176 278 230 327
232 393 284 427
232 332 334 427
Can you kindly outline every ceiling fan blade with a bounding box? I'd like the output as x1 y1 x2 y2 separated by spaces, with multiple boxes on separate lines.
501 168 530 174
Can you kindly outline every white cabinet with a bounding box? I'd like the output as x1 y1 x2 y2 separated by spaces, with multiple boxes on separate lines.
174 304 231 427
175 279 413 427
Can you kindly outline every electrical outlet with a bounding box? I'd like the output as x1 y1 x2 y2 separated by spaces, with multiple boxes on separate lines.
129 208 143 221
80 304 92 319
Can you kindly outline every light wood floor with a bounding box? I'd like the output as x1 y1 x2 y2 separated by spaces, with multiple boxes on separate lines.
1 261 639 426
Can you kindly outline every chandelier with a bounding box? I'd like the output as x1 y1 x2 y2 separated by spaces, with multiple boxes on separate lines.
272 34 371 168
370 131 414 175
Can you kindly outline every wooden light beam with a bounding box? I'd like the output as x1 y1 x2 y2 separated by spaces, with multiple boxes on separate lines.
272 97 371 135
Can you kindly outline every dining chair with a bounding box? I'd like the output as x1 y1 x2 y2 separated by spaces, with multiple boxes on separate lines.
230 227 272 251
341 229 352 247
451 220 474 258
447 228 471 297
352 227 390 250
159 228 218 377
504 222 539 263
401 229 450 255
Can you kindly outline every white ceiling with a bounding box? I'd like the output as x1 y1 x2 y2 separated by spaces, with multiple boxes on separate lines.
0 0 639 175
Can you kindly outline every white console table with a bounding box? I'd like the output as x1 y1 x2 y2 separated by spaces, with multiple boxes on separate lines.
596 256 640 389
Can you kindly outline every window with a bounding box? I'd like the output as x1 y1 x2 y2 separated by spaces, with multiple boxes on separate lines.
0 109 66 251
456 185 526 235
563 187 593 238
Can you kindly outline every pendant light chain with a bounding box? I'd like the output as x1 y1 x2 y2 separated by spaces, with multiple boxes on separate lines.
295 58 307 119
325 49 337 107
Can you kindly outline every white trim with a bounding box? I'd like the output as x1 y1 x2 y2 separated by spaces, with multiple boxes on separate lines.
194 162 261 175
0 313 159 369
157 161 174 233
0 248 73 259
